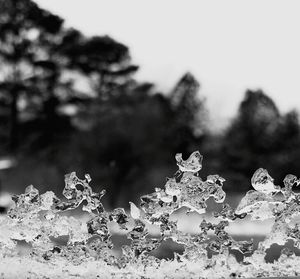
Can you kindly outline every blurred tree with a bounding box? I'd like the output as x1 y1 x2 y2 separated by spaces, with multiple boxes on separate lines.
55 34 150 206
21 28 85 152
70 82 173 206
85 72 208 206
269 109 300 179
0 0 211 206
221 89 300 191
277 110 300 149
222 90 280 178
0 0 65 151
61 35 138 99
167 72 207 154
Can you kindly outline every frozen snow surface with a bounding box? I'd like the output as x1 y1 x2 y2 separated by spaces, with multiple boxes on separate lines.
1 151 300 278
1 253 300 279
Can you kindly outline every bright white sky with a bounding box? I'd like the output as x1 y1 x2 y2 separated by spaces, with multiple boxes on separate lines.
35 0 300 127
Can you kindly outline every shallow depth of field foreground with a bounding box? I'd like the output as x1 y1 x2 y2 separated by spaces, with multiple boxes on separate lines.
1 151 300 278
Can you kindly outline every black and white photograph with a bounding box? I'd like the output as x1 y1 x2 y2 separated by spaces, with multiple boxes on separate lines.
0 1 300 278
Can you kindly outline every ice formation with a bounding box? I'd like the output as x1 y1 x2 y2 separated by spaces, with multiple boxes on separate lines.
1 151 300 278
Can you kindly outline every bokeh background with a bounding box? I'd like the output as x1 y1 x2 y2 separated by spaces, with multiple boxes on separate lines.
0 0 300 214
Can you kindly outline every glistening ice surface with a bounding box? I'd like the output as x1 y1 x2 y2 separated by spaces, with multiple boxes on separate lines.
1 151 300 278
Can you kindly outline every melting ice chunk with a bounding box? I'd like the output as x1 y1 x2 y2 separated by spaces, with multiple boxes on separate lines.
40 191 56 211
25 185 39 201
129 202 141 219
283 174 300 199
251 168 280 194
165 178 181 196
175 151 203 173
109 208 128 230
235 190 275 218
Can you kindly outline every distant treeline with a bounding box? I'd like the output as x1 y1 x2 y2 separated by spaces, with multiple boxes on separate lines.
0 0 299 207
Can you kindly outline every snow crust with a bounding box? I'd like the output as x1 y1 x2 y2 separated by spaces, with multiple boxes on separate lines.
1 151 300 278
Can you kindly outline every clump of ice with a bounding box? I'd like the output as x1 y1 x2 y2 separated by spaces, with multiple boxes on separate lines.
1 151 300 278
236 167 300 255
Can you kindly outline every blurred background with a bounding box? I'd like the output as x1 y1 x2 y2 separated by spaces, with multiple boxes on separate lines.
0 0 300 213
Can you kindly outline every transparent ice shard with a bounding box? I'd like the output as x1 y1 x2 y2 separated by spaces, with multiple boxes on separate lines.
109 208 128 230
283 174 300 199
87 215 110 241
140 189 178 218
164 155 226 215
235 190 276 219
235 169 282 220
251 168 280 194
63 172 106 214
39 191 56 211
129 202 141 219
214 203 246 221
175 151 203 173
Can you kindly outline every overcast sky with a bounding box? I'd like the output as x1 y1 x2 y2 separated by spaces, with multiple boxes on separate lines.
35 0 300 127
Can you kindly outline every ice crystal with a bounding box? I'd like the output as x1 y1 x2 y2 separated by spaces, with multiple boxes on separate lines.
2 151 300 278
175 151 203 173
251 168 280 194
236 168 300 255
